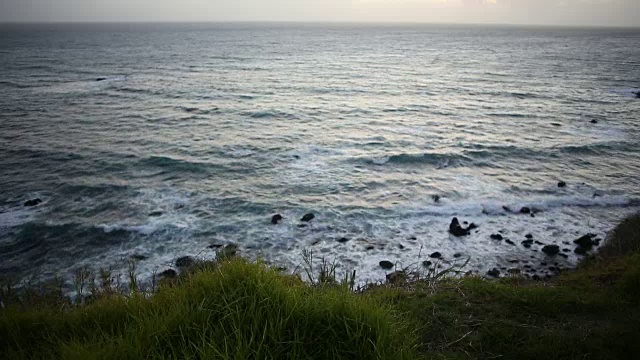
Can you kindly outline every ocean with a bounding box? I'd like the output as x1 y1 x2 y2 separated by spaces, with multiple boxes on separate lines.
1 23 639 288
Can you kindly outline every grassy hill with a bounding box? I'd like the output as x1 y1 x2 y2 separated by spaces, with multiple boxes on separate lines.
2 214 639 359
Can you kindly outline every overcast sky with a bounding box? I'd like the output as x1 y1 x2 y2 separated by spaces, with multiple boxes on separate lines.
1 0 639 27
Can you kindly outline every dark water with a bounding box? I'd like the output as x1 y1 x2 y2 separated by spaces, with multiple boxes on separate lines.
1 23 639 286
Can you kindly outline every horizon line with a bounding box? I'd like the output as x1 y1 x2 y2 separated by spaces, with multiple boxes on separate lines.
0 20 638 30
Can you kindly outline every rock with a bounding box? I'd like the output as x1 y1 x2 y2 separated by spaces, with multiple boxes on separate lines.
563 248 571 253
219 244 239 258
558 181 567 188
208 243 224 249
454 253 463 258
449 217 470 237
519 207 531 214
422 260 432 268
505 239 515 246
430 252 442 259
96 77 107 81
535 241 545 246
408 236 417 241
379 261 394 270
490 234 504 241
525 234 533 239
502 205 512 212
574 246 588 255
574 234 600 249
558 253 569 259
130 254 147 261
301 213 315 222
432 194 441 203
175 256 195 268
297 224 308 228
365 245 375 251
159 269 177 279
386 271 406 284
337 237 350 243
271 214 283 224
542 245 560 256
636 91 640 99
487 268 500 278
398 244 405 250
24 198 42 207
148 211 163 217
590 119 598 124
467 223 478 231
521 239 534 248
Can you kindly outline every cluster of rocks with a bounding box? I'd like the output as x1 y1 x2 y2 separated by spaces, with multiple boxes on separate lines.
449 217 478 237
24 198 42 207
271 213 315 225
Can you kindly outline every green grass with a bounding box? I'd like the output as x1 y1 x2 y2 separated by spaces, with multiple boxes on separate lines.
2 213 640 359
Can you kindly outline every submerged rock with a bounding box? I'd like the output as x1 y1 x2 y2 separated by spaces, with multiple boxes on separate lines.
432 194 441 203
379 260 394 270
505 239 516 246
490 234 504 241
542 245 560 256
159 269 177 279
590 119 598 124
430 252 442 259
521 240 534 248
24 198 42 207
96 77 107 81
301 213 315 222
337 237 350 243
365 245 375 251
558 181 567 188
386 271 406 284
148 211 163 217
525 234 533 239
271 214 283 224
175 256 195 268
422 260 432 268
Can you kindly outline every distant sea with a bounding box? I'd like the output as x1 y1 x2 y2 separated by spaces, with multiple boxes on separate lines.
1 23 639 288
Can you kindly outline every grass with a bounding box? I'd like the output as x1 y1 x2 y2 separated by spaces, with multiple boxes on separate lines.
1 213 639 359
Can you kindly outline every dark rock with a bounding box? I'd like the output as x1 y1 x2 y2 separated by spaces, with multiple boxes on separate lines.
490 234 504 241
574 234 599 249
208 243 224 249
297 224 308 228
430 252 442 259
271 214 283 224
293 155 300 159
487 268 500 278
542 245 560 256
422 260 432 268
505 239 516 246
337 237 350 243
535 241 545 246
366 245 375 251
454 253 463 258
541 262 548 266
449 217 472 237
379 261 394 270
432 194 441 203
130 254 147 261
408 236 417 241
398 244 405 250
558 181 567 188
386 271 406 284
519 207 531 214
521 240 533 248
24 198 42 207
563 248 571 253
508 260 520 264
301 213 315 222
590 119 598 124
148 211 163 217
159 269 177 279
96 77 107 81
525 234 533 239
558 253 569 259
636 91 640 99
467 223 478 231
175 256 195 268
574 246 589 255
502 205 512 212
463 221 469 225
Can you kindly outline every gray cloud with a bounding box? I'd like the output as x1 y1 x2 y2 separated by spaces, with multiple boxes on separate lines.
0 0 638 26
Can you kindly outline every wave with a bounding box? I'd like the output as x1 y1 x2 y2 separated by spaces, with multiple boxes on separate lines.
241 110 299 120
